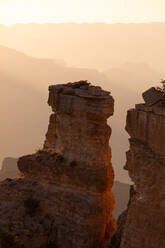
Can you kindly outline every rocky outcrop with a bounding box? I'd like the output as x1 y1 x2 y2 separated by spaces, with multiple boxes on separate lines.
120 100 165 248
0 81 116 248
0 164 129 220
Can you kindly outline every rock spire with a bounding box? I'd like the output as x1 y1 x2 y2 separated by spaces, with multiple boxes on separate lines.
0 81 116 248
120 98 165 248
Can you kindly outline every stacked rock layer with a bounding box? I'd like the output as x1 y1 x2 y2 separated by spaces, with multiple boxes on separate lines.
11 81 116 248
120 101 165 248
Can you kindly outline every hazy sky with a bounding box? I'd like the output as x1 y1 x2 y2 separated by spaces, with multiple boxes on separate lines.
0 0 164 25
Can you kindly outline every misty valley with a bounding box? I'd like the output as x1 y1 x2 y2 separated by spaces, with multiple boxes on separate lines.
0 23 164 248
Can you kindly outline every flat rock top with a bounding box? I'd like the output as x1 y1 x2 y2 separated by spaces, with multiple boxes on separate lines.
49 81 111 99
135 102 165 116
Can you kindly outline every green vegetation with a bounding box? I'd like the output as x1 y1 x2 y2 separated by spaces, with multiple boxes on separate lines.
0 230 23 248
24 197 40 216
156 79 165 98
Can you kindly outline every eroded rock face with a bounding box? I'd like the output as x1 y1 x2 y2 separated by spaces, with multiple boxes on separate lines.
0 178 113 248
0 81 115 248
120 101 165 248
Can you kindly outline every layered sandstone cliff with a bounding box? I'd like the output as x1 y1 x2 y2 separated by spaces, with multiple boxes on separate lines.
0 81 116 248
120 100 165 248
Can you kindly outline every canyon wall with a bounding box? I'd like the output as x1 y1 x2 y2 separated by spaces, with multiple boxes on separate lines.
0 81 116 248
120 101 165 248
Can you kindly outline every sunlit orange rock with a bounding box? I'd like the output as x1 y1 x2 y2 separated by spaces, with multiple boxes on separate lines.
14 81 116 248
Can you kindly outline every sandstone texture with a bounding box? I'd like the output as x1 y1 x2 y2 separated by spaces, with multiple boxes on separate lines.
142 87 164 106
0 81 116 248
120 101 165 248
0 162 128 220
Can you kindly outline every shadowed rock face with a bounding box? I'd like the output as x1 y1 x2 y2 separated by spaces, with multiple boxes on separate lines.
0 81 115 248
0 161 129 220
120 101 165 248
